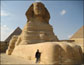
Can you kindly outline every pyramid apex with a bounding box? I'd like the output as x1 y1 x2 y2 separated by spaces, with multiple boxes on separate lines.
5 27 22 42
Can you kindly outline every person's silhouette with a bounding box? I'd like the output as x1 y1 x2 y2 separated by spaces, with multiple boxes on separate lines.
35 49 41 63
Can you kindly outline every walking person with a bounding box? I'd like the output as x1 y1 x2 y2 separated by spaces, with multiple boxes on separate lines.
35 49 41 63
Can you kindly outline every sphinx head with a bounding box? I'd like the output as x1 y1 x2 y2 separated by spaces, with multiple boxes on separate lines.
26 2 50 23
33 2 46 15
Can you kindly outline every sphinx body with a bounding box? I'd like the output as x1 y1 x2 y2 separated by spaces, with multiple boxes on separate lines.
15 2 58 45
12 42 83 65
6 2 83 65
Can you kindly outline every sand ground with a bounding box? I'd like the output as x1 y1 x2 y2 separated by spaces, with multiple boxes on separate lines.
0 53 36 65
0 53 84 65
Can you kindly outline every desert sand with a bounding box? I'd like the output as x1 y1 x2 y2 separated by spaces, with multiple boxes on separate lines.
0 53 35 64
1 53 84 65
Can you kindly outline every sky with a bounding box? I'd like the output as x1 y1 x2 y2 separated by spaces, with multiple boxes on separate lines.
0 0 83 41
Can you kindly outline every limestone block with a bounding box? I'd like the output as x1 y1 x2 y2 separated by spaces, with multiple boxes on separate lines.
15 35 22 46
6 49 13 55
71 38 84 53
12 42 83 65
6 35 18 55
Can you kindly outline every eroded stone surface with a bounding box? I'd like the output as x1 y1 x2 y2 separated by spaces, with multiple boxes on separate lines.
12 42 83 65
26 2 50 23
6 35 18 55
6 2 83 65
15 2 58 45
70 26 84 53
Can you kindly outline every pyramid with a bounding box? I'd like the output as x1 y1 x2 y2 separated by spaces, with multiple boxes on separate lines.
5 27 22 43
70 26 84 39
70 26 84 52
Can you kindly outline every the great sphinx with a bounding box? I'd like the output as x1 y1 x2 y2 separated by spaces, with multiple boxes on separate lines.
6 2 83 65
15 2 58 45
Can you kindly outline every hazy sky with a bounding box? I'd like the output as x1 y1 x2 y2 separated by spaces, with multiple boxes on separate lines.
1 0 83 41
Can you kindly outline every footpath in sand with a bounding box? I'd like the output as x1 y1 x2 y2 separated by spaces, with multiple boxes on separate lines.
0 53 35 64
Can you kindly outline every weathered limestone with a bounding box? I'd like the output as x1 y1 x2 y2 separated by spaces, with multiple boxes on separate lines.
6 35 18 55
70 26 84 53
70 38 84 52
70 26 84 63
26 2 50 23
6 2 83 65
12 42 83 65
15 2 58 45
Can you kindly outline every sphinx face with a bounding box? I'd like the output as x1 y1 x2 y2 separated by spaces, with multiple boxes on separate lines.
33 2 45 15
